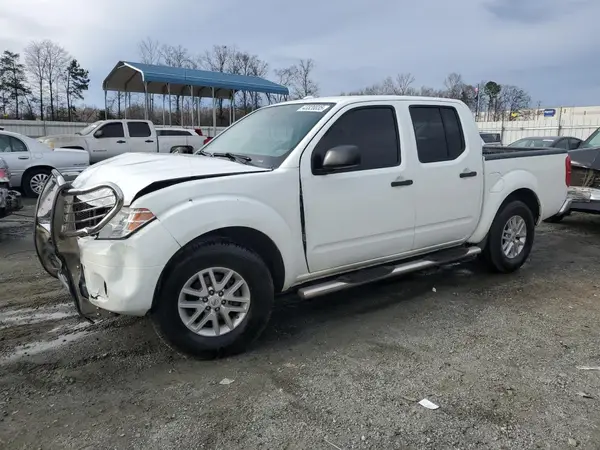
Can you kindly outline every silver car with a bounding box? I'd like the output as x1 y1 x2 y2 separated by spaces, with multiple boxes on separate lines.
0 130 89 197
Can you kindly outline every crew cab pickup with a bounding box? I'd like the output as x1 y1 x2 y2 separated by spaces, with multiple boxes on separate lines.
39 120 204 164
33 96 570 359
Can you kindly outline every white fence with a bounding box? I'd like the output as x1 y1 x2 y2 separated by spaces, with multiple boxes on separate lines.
0 119 227 138
4 116 600 147
477 115 600 145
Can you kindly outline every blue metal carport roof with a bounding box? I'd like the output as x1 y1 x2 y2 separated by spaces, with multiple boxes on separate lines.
102 61 289 99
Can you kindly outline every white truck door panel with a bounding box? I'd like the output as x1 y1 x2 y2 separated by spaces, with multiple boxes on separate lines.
407 104 483 249
300 103 416 273
126 121 157 153
88 122 127 162
0 134 31 187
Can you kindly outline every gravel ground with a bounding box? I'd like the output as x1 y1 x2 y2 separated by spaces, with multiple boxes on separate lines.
1 200 600 449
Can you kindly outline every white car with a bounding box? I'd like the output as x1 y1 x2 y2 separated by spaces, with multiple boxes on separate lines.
155 127 207 153
0 130 89 197
34 95 569 359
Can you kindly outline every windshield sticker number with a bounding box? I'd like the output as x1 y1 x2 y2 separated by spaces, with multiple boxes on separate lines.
297 104 331 112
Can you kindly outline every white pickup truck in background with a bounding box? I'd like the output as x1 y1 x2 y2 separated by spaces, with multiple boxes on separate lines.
34 96 569 359
39 120 205 164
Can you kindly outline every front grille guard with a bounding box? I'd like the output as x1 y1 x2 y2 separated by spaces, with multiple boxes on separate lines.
34 169 124 321
61 182 124 238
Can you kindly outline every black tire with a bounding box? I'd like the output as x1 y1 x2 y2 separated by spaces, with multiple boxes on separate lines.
152 240 274 359
22 167 51 198
481 200 535 273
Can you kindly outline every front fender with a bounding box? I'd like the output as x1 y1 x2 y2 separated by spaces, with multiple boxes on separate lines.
154 195 306 288
468 169 540 244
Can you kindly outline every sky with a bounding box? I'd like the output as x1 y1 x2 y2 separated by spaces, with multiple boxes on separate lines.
0 0 599 108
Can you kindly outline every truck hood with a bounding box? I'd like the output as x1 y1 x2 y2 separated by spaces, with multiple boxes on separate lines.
71 152 269 204
39 134 87 148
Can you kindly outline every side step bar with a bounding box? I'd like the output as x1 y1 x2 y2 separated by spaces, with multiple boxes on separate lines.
297 246 482 300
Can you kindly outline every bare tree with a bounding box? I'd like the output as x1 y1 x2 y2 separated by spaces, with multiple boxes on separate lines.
273 67 297 102
498 85 531 120
138 38 162 65
39 40 69 120
395 73 416 95
159 44 194 123
201 45 236 124
443 73 465 99
24 41 48 120
289 59 318 99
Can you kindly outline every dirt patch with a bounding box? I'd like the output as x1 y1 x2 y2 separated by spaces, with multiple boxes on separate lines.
1 202 600 449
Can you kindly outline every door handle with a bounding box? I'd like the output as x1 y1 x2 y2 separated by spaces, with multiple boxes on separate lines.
391 179 413 187
116 140 126 144
145 140 154 143
460 171 477 178
18 156 29 160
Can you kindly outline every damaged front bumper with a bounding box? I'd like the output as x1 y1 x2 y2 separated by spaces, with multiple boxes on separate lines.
33 170 124 321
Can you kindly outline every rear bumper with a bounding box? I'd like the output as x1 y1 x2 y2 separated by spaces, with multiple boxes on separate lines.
565 186 600 213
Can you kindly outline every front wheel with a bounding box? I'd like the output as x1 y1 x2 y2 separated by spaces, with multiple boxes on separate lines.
152 241 274 359
22 168 51 198
481 200 535 273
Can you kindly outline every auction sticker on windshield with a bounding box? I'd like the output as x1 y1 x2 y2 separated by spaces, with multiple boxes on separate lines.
297 104 331 112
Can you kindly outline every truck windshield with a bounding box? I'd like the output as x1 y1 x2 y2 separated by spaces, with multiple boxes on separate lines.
197 103 335 168
77 121 103 136
581 128 600 148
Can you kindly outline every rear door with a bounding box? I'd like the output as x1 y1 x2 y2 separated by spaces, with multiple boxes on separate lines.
126 121 157 153
408 104 484 249
87 122 127 162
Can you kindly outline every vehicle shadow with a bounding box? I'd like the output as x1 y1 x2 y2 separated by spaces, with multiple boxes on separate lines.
550 212 600 236
257 259 490 349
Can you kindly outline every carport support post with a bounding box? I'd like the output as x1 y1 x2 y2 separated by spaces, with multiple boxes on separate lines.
190 86 194 128
231 90 236 124
143 81 149 120
162 94 165 125
167 83 172 126
212 87 216 137
104 91 108 120
197 97 201 130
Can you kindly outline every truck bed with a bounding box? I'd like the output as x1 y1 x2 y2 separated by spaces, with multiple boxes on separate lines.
483 146 567 160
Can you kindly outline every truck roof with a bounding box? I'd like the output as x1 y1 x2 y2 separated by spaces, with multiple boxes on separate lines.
275 95 466 108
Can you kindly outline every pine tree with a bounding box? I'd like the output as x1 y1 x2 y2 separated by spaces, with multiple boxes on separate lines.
0 51 30 119
65 59 89 121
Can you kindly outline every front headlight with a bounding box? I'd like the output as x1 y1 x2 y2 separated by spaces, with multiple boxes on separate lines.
96 207 155 240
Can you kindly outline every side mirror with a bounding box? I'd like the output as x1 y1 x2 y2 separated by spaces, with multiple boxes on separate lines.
93 130 104 138
317 145 361 173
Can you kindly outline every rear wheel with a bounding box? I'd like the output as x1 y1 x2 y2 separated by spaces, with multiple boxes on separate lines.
481 200 535 273
152 241 274 359
22 168 51 198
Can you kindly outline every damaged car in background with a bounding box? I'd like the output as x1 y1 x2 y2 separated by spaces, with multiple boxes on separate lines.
0 157 22 219
546 127 600 222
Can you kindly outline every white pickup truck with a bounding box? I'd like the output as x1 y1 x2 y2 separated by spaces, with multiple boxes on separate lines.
39 120 205 164
34 96 570 359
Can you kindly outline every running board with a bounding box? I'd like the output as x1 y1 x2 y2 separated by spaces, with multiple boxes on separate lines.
297 246 482 300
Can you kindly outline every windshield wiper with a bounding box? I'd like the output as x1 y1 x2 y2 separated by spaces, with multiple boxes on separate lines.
212 152 252 164
196 149 213 157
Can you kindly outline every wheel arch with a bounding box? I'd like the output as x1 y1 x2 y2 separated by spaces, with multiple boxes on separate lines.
151 226 285 312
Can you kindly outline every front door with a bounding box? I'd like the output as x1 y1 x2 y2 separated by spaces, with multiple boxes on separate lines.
88 122 127 162
300 103 416 273
407 104 483 249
